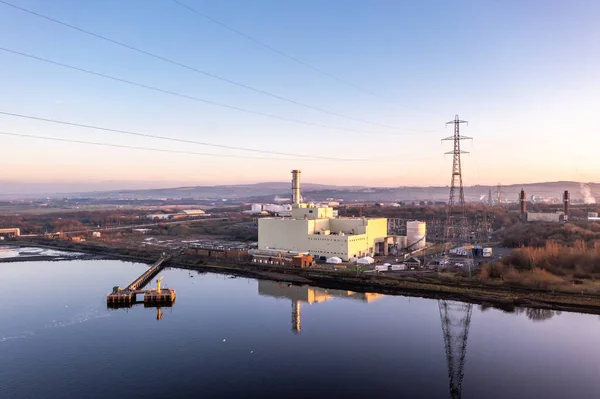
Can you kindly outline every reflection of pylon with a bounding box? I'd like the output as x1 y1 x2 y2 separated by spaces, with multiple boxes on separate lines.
439 300 473 399
442 115 472 246
291 300 301 334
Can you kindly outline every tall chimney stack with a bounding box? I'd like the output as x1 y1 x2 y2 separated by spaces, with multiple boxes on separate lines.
291 170 301 206
563 190 570 220
520 189 526 218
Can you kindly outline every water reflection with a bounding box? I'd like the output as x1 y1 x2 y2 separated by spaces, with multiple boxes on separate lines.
480 304 562 322
259 281 472 399
439 301 472 399
257 280 382 334
515 307 562 322
5 260 600 399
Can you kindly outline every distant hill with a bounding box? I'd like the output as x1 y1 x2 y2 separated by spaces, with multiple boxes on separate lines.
1 180 597 204
61 181 600 204
80 182 346 201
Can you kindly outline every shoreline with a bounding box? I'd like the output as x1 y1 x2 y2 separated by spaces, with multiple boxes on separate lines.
173 261 600 316
8 240 600 316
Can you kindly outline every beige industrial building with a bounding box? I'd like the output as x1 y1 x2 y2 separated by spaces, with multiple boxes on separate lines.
258 170 388 261
0 228 20 237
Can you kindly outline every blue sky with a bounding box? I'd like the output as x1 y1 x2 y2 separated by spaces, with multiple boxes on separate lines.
0 0 598 189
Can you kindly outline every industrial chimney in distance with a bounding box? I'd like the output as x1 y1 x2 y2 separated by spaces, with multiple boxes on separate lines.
291 170 301 206
520 189 526 219
563 190 570 220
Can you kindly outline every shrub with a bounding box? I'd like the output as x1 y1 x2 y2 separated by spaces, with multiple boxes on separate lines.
498 240 600 278
573 272 592 279
479 264 491 281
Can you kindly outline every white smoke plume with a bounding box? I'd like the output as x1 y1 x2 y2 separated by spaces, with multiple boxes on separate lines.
580 183 596 204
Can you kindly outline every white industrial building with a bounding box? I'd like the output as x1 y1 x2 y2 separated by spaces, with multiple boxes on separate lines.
180 209 206 215
248 203 292 216
258 170 388 261
145 214 171 220
526 212 564 222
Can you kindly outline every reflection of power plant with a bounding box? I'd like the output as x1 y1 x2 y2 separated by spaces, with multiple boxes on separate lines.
439 300 472 399
258 280 382 334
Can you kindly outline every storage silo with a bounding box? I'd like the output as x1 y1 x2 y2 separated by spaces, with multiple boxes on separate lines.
406 221 427 250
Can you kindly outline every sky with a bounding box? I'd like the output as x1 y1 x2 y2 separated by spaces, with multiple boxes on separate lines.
0 0 599 191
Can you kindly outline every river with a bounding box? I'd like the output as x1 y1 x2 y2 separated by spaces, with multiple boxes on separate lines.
1 259 599 398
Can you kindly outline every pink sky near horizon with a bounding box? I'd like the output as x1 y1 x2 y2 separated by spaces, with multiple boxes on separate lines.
0 0 599 190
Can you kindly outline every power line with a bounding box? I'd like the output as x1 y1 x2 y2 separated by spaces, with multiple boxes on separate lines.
0 110 361 161
0 46 405 136
0 130 426 165
0 0 422 132
0 130 297 160
170 0 447 119
169 0 396 104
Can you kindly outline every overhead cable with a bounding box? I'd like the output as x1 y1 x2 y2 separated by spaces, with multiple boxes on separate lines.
0 47 401 136
0 0 425 132
0 110 361 161
0 130 298 160
0 130 429 164
170 0 398 104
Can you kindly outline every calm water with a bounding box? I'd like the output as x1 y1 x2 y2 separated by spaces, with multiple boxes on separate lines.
1 259 599 399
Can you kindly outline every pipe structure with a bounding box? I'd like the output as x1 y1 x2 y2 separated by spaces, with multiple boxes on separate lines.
563 190 570 219
291 169 301 205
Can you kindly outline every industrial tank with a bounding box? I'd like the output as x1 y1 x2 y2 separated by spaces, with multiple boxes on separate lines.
406 221 426 250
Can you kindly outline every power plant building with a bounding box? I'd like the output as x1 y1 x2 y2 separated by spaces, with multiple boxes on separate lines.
258 170 388 261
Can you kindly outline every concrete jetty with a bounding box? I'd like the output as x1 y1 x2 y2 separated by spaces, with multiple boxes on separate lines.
106 255 176 308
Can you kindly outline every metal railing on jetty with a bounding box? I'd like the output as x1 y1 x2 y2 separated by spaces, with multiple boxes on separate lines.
107 254 175 308
126 256 168 291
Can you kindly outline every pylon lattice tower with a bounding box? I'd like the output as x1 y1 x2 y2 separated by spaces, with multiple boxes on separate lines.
496 183 502 205
442 115 472 245
439 300 473 399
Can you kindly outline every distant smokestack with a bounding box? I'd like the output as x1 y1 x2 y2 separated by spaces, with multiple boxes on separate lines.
520 189 526 218
563 190 570 219
291 169 301 205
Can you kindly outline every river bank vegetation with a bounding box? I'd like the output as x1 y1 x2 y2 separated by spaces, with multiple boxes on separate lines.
481 240 600 293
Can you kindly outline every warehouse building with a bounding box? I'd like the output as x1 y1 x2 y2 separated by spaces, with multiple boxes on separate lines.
184 241 250 260
258 170 388 261
526 212 564 222
251 249 313 268
247 203 292 216
0 228 20 238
